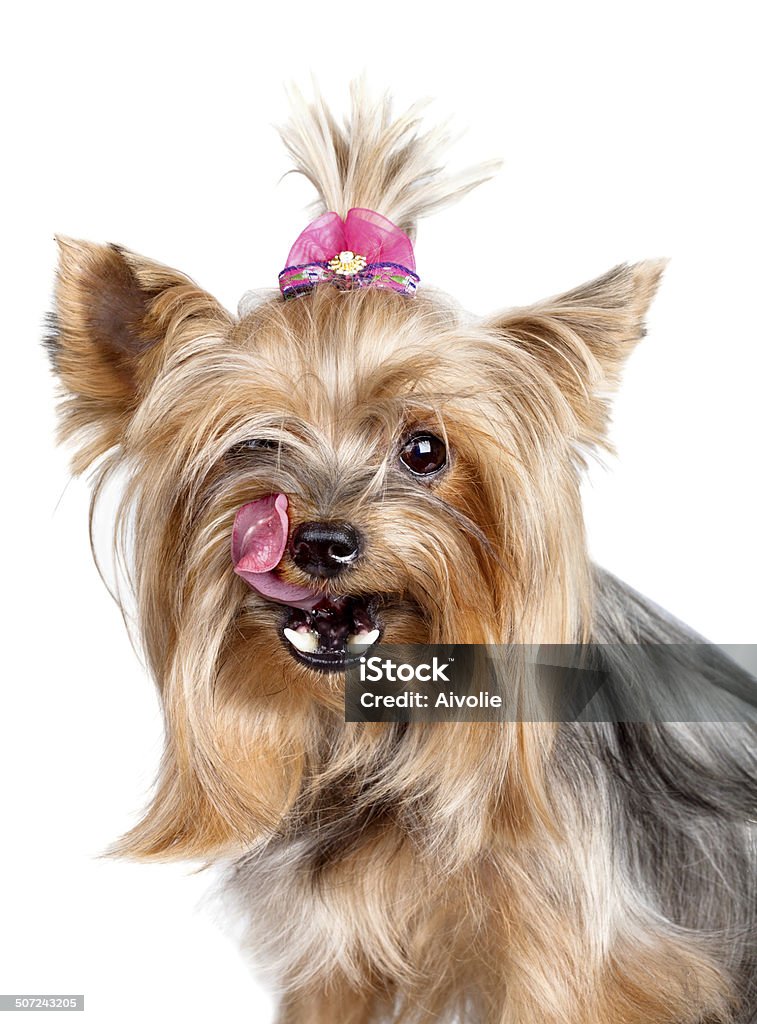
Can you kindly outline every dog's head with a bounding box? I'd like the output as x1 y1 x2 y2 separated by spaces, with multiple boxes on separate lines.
47 88 662 858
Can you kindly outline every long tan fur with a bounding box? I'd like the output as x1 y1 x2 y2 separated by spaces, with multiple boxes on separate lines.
46 87 751 1024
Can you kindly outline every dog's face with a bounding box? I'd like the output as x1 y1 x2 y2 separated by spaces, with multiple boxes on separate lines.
48 238 662 856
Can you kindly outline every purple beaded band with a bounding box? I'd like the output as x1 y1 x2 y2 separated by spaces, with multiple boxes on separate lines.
279 261 420 298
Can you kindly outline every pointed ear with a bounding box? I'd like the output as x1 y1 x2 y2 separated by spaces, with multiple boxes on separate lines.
46 238 232 472
487 260 666 447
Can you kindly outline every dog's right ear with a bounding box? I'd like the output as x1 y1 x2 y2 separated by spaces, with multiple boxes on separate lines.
47 238 231 473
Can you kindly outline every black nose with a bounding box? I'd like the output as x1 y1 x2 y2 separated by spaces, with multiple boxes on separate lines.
291 522 361 578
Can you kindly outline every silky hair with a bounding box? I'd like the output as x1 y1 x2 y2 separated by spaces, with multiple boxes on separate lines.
47 86 756 1023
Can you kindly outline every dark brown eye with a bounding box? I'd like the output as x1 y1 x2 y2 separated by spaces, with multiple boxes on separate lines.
399 433 447 477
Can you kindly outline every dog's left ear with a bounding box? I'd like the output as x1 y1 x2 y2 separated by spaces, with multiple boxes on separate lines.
487 260 666 447
47 238 231 472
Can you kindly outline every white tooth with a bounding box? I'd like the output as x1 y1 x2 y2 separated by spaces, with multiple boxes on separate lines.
284 628 319 653
346 628 381 651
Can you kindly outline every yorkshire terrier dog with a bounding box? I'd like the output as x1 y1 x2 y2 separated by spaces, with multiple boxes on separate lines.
48 87 755 1023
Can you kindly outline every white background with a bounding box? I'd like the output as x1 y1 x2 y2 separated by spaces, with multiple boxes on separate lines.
1 2 755 1022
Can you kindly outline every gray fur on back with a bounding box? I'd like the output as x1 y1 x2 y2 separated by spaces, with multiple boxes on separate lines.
573 568 757 1019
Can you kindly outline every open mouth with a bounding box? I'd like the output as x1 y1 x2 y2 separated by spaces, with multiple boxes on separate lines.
281 594 381 672
230 493 382 672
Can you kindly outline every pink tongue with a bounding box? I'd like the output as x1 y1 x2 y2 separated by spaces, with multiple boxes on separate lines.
231 494 321 610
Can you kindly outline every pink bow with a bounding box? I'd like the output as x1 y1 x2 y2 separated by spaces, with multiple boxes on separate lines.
285 207 416 271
